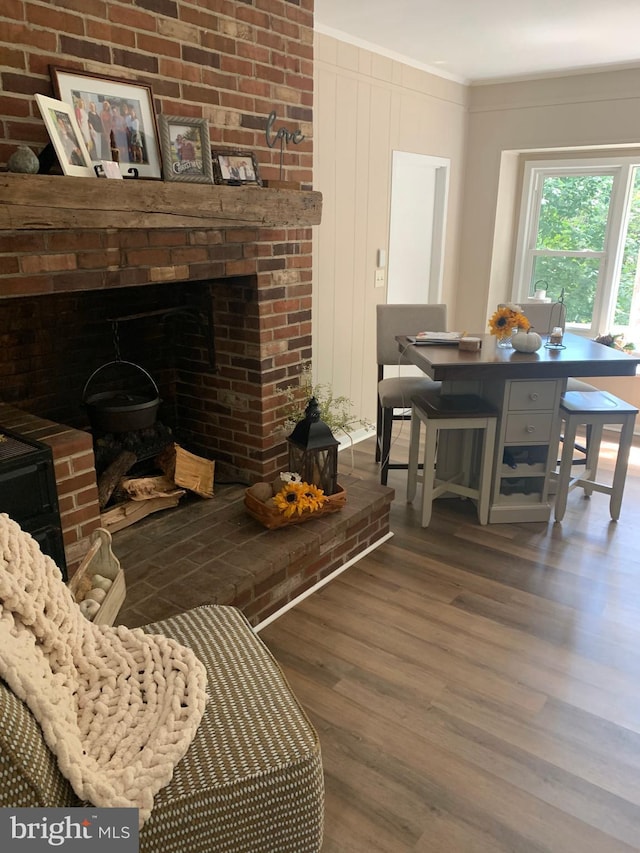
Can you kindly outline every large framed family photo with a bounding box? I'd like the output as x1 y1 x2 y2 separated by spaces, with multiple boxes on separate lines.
50 67 162 179
158 115 213 184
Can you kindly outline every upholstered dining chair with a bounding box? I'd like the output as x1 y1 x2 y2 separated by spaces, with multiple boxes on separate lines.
376 303 447 485
518 300 565 337
520 300 595 386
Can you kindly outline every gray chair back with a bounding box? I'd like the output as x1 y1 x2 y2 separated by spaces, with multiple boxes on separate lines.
376 304 447 366
519 301 566 334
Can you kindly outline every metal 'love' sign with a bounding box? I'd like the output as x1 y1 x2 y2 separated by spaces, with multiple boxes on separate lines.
265 110 305 179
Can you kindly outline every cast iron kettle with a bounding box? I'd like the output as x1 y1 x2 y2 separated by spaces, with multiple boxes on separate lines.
82 360 161 433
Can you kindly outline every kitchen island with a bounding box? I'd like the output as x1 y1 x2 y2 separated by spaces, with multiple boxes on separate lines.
397 333 639 523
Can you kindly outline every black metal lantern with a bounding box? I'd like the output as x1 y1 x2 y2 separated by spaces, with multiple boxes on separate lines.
287 397 339 495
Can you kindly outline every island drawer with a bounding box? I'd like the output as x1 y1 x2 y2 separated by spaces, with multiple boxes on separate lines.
508 380 557 411
504 412 554 443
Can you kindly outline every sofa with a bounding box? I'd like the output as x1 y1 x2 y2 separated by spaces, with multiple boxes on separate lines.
0 516 324 853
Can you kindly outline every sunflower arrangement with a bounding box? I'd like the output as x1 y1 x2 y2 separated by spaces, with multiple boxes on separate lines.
488 303 531 339
245 471 345 528
273 479 328 519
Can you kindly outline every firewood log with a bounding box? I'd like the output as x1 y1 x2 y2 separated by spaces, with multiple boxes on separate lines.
97 450 137 509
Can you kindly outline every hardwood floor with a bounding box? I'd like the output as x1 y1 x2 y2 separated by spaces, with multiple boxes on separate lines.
258 428 640 852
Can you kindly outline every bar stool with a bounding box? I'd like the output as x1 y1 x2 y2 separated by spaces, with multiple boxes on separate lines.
407 390 498 527
554 390 638 522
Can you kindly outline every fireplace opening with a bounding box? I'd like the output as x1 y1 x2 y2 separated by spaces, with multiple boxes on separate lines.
1 269 306 559
93 424 176 477
0 274 265 474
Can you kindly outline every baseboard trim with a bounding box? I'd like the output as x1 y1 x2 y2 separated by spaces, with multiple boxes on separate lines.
254 531 394 633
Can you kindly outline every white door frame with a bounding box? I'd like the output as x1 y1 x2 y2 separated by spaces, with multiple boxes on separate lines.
387 150 450 305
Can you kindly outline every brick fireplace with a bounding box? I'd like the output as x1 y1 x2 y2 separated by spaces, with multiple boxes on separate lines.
0 197 320 482
0 177 321 567
0 0 324 569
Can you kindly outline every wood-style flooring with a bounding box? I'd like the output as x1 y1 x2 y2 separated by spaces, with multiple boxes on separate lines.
256 428 640 852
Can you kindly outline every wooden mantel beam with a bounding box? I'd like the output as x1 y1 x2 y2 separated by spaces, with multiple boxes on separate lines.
0 173 322 231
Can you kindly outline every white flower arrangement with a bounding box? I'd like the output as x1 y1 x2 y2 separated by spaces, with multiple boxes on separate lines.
279 471 302 484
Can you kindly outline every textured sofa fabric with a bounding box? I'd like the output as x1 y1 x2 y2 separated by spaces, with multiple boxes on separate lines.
0 605 324 853
0 680 78 808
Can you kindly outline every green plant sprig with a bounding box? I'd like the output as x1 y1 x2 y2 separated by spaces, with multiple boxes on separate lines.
281 363 372 436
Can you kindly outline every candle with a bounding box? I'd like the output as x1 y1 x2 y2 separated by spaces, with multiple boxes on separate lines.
550 327 563 346
459 336 481 351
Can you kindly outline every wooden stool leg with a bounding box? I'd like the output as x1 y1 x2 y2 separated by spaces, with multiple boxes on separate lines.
420 423 439 527
460 426 474 487
407 405 422 502
609 414 635 521
555 415 579 522
582 422 603 496
477 418 497 525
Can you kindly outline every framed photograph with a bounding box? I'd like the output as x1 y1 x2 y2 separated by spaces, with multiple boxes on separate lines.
35 94 94 177
211 149 262 186
50 66 162 179
158 115 213 184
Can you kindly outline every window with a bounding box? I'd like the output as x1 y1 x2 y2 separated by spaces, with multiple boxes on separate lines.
512 157 640 350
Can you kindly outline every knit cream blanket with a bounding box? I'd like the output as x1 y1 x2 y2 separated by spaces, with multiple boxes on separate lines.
0 514 207 826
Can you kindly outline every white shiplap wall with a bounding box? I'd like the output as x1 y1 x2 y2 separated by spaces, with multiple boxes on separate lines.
312 34 468 429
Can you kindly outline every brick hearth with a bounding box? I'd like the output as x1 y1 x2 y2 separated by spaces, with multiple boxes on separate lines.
112 472 393 628
0 401 394 624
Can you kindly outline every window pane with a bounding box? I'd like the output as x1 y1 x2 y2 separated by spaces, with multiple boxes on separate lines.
531 256 601 326
536 175 613 252
615 167 640 329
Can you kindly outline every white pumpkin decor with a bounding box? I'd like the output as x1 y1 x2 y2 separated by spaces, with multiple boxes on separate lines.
85 587 107 604
512 329 542 353
91 573 113 592
79 599 101 620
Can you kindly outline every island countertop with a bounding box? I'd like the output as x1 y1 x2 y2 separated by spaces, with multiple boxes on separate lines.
397 333 640 382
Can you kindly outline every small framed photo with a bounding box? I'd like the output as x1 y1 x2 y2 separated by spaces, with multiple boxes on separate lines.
212 149 262 186
35 94 94 177
50 66 162 179
158 115 213 183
